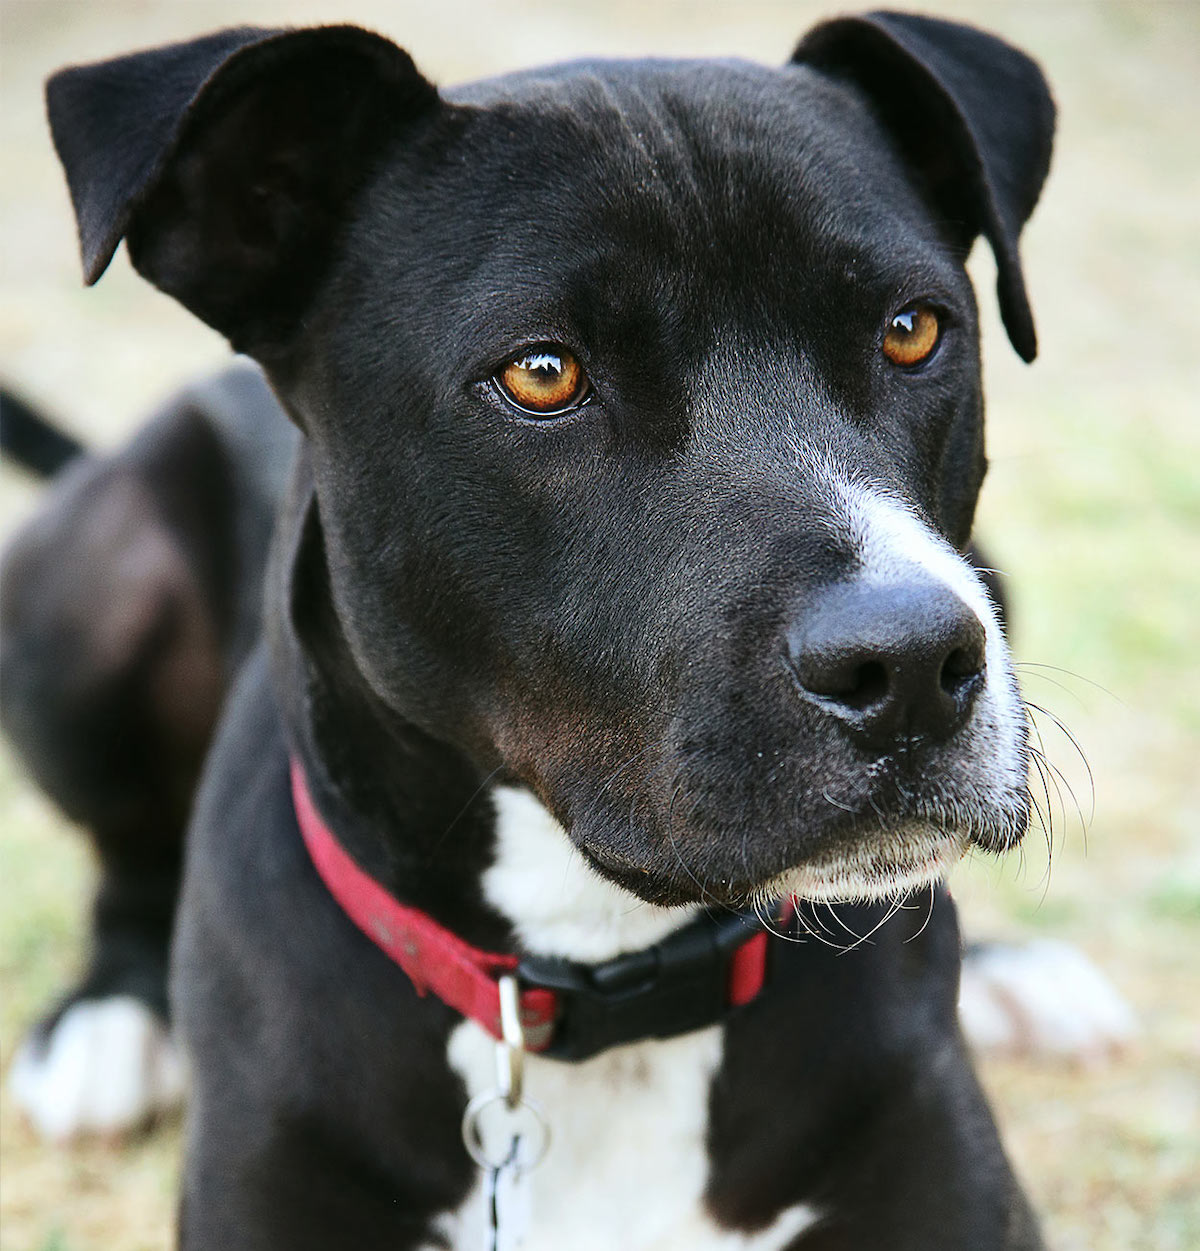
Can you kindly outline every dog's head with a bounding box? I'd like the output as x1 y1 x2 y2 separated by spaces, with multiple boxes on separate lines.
47 13 1053 907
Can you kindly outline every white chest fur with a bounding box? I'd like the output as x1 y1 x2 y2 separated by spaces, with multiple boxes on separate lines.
432 787 819 1250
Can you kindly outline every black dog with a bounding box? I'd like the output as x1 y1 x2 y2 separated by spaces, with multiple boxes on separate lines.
34 11 1058 1247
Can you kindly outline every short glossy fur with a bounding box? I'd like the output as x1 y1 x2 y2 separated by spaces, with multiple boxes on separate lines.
42 13 1055 1248
1 366 292 1138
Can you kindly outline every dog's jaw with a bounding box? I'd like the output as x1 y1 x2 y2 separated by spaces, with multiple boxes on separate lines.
755 822 969 908
486 471 1032 916
489 786 959 935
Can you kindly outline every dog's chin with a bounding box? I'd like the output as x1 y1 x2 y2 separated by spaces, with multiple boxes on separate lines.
579 822 977 909
576 793 1030 909
752 823 972 907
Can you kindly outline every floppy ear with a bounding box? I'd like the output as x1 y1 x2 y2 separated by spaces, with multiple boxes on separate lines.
46 25 439 355
794 11 1055 362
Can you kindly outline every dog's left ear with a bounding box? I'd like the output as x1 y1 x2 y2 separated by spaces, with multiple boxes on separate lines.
794 12 1055 362
46 26 440 358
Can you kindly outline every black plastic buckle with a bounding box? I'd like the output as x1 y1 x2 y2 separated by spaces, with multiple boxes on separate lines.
517 908 765 1062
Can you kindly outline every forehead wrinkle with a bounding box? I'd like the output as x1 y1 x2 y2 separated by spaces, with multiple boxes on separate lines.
574 75 705 221
472 75 805 267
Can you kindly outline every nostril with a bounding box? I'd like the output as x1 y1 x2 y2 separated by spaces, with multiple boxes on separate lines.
786 579 990 745
836 659 889 712
939 643 985 698
795 653 891 711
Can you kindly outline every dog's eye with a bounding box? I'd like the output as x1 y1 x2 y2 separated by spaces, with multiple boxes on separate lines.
882 305 940 368
495 347 590 416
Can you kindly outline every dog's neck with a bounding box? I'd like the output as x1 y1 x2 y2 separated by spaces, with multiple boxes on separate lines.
266 464 688 962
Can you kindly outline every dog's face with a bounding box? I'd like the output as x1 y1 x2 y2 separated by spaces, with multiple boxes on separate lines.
48 15 1055 906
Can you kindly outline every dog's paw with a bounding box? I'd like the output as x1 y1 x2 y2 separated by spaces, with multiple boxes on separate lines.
958 939 1138 1062
7 995 185 1141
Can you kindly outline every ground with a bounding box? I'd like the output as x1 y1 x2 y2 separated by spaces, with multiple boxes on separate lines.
0 2 1197 1248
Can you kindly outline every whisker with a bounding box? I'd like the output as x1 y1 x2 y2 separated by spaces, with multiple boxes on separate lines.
1015 668 1088 709
820 787 857 815
1039 753 1091 854
1023 705 1064 855
1024 700 1096 824
904 883 938 944
786 900 857 953
833 895 906 954
1026 746 1057 854
1015 662 1122 704
425 764 506 862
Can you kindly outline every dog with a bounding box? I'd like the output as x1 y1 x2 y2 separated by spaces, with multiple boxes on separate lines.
13 9 1080 1246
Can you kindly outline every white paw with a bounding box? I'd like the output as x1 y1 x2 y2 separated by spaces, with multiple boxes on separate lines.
959 939 1138 1062
8 995 186 1141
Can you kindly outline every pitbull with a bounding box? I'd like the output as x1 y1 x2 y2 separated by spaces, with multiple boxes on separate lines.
34 10 1060 1248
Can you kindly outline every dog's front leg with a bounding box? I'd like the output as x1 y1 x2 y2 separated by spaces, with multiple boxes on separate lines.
707 898 1045 1251
172 652 475 1251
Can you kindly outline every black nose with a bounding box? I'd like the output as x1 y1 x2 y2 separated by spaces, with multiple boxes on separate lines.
786 579 987 747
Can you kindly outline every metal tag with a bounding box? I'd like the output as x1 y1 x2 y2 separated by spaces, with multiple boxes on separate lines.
465 977 547 1251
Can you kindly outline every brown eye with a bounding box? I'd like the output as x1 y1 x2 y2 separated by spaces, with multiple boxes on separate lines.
496 346 589 416
882 305 940 368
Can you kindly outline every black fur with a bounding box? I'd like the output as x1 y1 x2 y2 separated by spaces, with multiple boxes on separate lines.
40 13 1055 1247
0 389 86 477
1 364 294 1036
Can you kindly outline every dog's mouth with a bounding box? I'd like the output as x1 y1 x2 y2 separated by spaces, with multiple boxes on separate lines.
578 826 967 908
575 793 1027 910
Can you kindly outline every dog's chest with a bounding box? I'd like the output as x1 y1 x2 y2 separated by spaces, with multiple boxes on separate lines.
443 1023 697 1247
426 788 819 1250
439 1021 817 1250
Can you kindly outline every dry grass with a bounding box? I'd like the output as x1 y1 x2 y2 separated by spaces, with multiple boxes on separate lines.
1 2 1198 1248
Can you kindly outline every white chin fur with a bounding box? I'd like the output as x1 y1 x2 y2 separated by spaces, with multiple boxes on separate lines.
8 995 186 1142
756 825 971 906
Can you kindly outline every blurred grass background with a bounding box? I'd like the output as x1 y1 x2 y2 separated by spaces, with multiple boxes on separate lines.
1 1 1197 1248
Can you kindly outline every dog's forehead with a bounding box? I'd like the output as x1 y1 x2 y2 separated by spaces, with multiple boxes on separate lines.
348 56 952 363
443 55 903 215
448 55 803 117
449 54 843 128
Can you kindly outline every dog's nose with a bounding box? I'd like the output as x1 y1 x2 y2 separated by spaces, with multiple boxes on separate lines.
786 580 987 747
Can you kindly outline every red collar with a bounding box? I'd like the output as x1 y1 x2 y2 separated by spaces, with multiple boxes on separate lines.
291 758 771 1060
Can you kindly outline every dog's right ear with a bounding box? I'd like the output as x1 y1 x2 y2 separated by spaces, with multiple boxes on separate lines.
46 26 439 356
793 12 1055 363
